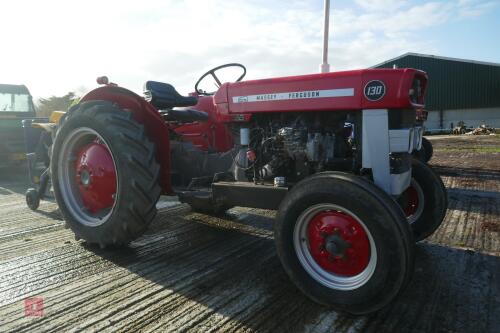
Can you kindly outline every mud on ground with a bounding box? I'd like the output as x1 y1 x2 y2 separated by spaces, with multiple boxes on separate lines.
0 135 498 332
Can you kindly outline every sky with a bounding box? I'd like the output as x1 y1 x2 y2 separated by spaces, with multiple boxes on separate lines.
0 0 499 100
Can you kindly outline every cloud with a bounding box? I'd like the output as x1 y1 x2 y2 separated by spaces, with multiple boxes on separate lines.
0 0 494 99
457 0 498 17
354 0 410 12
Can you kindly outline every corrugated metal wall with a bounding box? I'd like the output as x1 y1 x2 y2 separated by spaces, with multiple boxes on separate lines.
374 54 500 111
425 108 500 129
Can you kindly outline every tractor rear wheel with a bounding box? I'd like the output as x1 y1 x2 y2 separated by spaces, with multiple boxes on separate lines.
51 101 161 247
399 158 447 241
274 172 414 314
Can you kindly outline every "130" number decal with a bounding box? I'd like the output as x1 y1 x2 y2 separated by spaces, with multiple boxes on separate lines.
364 80 386 101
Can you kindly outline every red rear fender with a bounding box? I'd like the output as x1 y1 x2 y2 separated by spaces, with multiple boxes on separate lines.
80 86 172 194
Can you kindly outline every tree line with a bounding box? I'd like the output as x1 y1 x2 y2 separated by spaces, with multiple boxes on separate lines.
36 92 80 117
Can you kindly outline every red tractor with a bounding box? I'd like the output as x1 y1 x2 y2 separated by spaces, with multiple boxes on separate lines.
49 64 447 314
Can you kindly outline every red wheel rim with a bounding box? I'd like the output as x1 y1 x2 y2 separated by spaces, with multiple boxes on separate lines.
294 204 377 290
57 127 118 227
74 140 117 214
307 211 371 276
403 185 420 217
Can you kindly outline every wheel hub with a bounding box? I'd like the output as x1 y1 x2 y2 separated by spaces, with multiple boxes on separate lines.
75 141 116 214
307 211 370 276
80 169 91 186
403 185 420 217
324 233 350 258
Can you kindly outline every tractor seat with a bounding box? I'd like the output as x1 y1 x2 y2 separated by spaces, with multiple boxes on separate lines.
144 81 198 109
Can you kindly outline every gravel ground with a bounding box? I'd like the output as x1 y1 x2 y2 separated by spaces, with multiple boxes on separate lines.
0 135 498 332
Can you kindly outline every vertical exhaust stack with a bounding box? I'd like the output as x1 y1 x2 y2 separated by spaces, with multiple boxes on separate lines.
320 0 331 73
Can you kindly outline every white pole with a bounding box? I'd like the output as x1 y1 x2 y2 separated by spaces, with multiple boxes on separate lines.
320 0 331 73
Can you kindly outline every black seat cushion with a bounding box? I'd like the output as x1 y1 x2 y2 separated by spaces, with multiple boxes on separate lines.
144 81 198 109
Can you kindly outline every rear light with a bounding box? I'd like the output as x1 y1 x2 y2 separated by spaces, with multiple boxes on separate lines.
96 76 117 87
96 76 109 85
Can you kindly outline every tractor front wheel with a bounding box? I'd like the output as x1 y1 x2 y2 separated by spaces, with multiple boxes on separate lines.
413 137 433 163
421 137 433 162
51 101 161 247
399 158 447 241
274 172 414 314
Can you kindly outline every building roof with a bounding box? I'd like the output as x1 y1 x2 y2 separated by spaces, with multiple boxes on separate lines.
372 53 500 110
371 52 500 69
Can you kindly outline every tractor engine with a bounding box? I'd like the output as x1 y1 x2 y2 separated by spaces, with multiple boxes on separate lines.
233 112 355 184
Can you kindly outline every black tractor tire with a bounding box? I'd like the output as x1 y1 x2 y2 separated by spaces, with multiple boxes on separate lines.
274 172 414 315
412 137 433 163
51 101 161 247
402 159 448 242
26 188 40 210
412 146 426 163
421 137 433 162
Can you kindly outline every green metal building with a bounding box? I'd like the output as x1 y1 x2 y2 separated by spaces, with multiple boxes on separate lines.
372 53 500 129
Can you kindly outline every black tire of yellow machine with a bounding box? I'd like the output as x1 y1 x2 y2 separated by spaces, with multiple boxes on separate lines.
25 188 40 210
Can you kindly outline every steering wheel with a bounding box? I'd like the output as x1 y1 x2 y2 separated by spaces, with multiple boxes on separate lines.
195 63 246 95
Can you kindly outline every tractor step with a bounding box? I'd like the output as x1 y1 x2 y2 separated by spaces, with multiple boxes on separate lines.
178 181 289 212
212 181 288 210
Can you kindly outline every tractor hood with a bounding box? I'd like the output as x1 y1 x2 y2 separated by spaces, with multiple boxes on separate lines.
214 68 427 116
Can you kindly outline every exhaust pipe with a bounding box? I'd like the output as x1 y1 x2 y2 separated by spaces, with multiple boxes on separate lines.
320 0 331 73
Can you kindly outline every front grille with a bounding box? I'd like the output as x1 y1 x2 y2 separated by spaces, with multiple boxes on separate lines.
388 109 416 129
